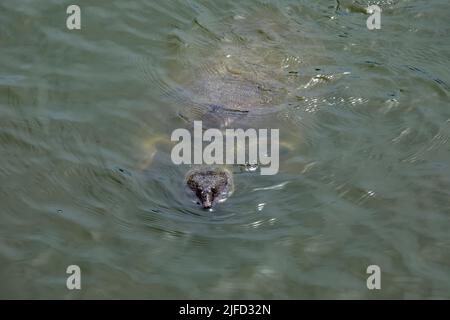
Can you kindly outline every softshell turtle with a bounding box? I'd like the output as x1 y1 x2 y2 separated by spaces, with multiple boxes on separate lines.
171 42 309 208
160 52 300 209
141 11 315 209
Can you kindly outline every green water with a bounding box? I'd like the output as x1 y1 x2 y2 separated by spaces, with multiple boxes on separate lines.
1 0 450 299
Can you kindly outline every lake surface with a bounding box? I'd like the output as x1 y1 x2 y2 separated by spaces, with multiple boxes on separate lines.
1 0 449 299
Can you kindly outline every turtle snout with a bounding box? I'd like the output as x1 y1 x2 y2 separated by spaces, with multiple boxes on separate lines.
200 191 213 209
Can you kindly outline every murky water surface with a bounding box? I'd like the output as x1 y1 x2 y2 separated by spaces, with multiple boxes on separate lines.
1 0 449 298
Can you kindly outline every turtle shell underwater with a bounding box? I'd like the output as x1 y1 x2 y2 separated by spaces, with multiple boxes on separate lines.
145 11 318 209
173 48 299 209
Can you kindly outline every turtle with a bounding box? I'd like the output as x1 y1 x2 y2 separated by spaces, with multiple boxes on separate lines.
140 12 317 209
140 48 303 210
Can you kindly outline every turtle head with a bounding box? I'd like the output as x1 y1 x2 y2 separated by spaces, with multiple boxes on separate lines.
186 167 233 209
